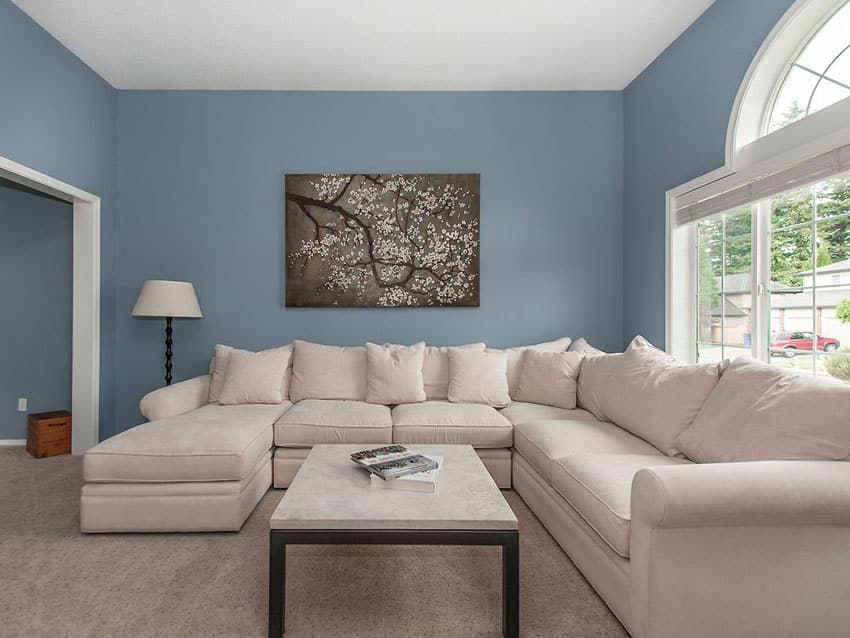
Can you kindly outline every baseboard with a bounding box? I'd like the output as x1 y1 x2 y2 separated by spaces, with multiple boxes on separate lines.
0 439 25 446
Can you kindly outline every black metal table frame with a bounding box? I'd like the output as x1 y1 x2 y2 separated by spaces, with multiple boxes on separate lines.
269 528 519 637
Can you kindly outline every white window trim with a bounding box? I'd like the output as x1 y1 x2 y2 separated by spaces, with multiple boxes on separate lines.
666 0 850 362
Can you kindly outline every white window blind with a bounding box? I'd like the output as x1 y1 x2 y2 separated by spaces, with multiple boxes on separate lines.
675 143 850 225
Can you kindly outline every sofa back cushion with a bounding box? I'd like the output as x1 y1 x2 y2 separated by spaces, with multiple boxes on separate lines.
208 343 292 403
577 336 724 456
218 346 292 405
515 350 584 409
568 337 605 355
366 342 427 405
448 348 511 408
290 340 367 402
676 357 850 462
422 343 486 400
503 336 573 398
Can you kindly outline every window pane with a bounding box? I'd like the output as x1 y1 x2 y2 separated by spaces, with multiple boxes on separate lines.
767 66 818 132
769 304 817 374
771 185 814 231
808 79 850 115
796 2 850 74
697 294 722 356
771 227 813 288
723 300 752 353
698 243 722 295
814 174 850 223
815 216 850 274
826 47 850 88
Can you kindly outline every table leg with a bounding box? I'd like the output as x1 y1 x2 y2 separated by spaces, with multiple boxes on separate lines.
269 531 285 637
502 531 519 638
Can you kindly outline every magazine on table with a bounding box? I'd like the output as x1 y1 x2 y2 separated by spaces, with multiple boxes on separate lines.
369 456 442 493
350 445 438 481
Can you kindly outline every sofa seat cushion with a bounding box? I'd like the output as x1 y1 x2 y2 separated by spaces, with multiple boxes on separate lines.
550 453 691 558
392 401 513 447
274 399 392 447
84 402 290 483
513 415 663 483
500 402 583 426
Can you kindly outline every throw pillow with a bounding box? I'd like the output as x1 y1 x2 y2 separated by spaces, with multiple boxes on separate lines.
447 348 511 408
422 342 486 400
503 336 573 398
676 357 850 462
576 336 725 456
568 337 605 355
289 340 368 402
366 342 427 405
208 343 292 403
515 350 585 409
217 346 292 405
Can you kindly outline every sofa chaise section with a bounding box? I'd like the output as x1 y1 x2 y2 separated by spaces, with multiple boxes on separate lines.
81 376 290 532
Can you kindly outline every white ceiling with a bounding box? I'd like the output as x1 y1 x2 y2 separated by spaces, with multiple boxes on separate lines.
12 0 715 90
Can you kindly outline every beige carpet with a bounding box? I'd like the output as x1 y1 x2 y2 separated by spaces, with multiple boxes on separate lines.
0 447 627 638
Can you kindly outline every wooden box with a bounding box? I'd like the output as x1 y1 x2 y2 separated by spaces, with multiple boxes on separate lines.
27 410 72 458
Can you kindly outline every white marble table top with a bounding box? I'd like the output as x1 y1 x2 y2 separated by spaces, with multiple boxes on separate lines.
270 444 517 531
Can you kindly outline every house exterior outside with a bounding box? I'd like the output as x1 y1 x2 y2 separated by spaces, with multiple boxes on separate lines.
710 260 850 351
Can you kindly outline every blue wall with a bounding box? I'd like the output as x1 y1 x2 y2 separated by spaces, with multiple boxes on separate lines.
622 0 797 348
114 91 624 430
0 0 117 436
0 185 72 438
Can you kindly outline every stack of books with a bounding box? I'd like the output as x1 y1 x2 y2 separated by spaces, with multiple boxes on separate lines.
350 445 442 493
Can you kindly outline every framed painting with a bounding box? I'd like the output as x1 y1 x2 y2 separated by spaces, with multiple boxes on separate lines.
285 173 480 307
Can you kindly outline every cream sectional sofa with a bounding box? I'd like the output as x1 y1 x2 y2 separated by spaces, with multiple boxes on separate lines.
80 336 850 638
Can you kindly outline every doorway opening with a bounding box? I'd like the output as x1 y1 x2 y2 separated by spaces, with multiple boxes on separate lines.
0 154 100 454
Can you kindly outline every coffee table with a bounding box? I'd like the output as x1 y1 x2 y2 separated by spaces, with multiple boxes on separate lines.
268 444 519 637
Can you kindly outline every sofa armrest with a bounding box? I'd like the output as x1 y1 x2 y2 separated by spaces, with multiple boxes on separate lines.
629 461 850 638
632 460 850 529
139 375 211 421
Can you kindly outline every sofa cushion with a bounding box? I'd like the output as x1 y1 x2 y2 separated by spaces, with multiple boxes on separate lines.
208 343 293 403
513 414 663 482
289 341 367 402
577 336 724 456
84 403 290 483
392 401 513 447
274 399 392 447
499 402 578 425
504 336 573 397
568 337 604 355
218 346 292 405
550 453 691 558
366 342 427 405
676 357 850 462
515 350 584 409
423 343 486 400
448 348 511 407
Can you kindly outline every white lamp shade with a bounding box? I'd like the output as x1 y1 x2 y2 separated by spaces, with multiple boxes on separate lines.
132 280 203 318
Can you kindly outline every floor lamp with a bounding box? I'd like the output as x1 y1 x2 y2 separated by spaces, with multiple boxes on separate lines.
132 280 203 385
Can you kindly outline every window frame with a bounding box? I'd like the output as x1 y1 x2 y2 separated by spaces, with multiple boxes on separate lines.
667 0 850 364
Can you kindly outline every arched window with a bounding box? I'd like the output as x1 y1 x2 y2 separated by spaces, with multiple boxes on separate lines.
767 1 850 133
667 0 850 379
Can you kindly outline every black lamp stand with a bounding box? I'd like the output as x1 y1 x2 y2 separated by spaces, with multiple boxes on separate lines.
164 316 173 386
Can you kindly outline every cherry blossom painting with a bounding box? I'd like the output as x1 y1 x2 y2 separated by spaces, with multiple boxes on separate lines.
285 173 480 307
